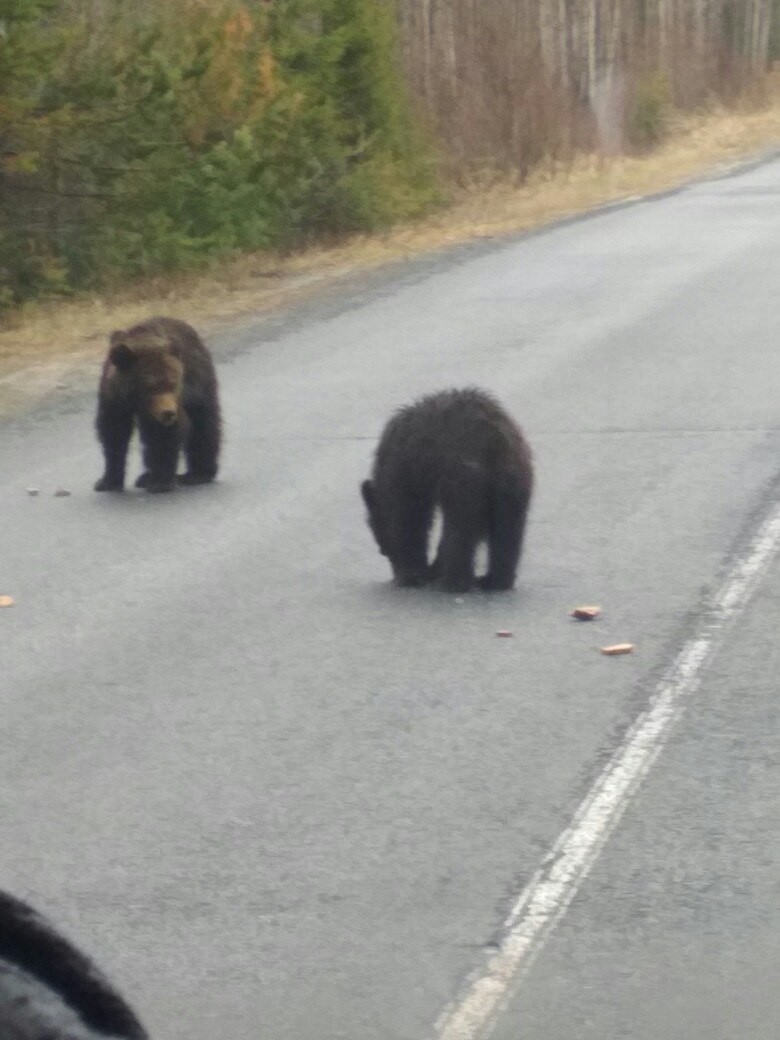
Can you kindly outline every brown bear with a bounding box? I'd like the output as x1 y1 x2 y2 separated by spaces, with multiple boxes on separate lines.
94 317 221 494
0 888 148 1039
361 388 533 593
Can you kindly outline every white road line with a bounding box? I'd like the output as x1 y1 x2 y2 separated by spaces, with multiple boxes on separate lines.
434 501 780 1040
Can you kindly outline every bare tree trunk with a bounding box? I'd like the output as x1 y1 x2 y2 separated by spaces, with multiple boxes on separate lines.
698 0 709 50
758 0 772 69
539 0 556 78
558 0 572 91
586 0 598 99
657 0 670 71
606 0 622 82
420 0 433 103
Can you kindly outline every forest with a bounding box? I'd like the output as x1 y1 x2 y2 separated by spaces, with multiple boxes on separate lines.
0 0 778 311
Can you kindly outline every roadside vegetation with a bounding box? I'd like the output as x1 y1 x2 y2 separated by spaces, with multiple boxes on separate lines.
1 0 780 342
0 0 435 310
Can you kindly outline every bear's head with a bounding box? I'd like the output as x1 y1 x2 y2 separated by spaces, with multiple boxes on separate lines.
361 479 431 587
109 330 184 427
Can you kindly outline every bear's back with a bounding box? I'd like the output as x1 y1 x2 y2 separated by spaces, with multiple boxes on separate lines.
376 388 529 484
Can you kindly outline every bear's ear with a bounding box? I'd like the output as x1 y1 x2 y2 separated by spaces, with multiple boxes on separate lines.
109 341 136 371
360 480 376 512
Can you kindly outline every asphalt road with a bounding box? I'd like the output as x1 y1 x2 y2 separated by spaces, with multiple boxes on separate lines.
2 154 780 1040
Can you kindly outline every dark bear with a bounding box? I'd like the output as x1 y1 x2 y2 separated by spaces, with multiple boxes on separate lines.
94 317 221 494
0 888 148 1039
361 388 533 593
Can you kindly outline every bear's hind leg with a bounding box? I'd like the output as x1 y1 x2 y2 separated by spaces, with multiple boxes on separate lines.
179 402 221 485
435 517 480 593
433 476 483 592
95 405 134 492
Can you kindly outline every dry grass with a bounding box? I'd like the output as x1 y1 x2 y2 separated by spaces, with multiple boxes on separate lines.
2 91 780 415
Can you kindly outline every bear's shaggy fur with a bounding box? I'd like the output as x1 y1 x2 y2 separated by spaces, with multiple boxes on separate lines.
94 317 221 494
0 889 148 1039
361 388 533 593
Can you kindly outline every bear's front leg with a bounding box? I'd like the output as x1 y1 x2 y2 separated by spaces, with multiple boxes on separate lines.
180 400 220 485
390 495 433 587
137 420 180 493
95 403 134 492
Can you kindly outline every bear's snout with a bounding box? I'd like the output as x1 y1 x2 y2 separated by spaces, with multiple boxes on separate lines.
150 392 178 426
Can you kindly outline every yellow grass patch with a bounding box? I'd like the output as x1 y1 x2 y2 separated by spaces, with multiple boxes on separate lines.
2 92 780 416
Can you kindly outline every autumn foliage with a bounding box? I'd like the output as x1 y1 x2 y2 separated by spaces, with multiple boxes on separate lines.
0 0 436 308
